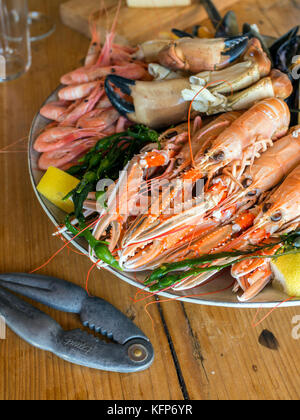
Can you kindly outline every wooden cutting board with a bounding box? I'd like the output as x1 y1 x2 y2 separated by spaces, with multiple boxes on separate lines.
60 0 239 45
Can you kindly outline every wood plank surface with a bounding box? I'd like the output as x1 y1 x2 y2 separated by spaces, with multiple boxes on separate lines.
159 0 300 401
0 0 183 401
60 0 239 44
0 0 300 401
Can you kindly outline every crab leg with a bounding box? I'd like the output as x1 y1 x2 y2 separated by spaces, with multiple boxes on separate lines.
183 68 292 115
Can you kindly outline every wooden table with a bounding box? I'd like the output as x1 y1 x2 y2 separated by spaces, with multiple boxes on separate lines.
1 0 300 401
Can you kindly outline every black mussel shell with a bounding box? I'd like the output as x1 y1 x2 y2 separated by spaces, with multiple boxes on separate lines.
269 26 299 61
215 11 239 38
171 28 194 39
274 35 300 74
192 25 201 37
287 79 300 126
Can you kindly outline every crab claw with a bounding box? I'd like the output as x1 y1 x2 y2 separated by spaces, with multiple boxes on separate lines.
223 36 250 60
105 74 190 129
158 35 249 73
104 74 135 116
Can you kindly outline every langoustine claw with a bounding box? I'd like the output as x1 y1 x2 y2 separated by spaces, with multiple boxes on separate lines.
92 155 145 252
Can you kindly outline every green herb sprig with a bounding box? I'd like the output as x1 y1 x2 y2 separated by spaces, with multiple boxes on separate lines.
65 125 159 220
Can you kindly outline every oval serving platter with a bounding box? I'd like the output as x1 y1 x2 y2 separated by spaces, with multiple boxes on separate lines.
28 87 300 308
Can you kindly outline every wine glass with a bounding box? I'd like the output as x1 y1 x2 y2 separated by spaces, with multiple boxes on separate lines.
28 9 55 42
0 0 56 82
0 0 31 82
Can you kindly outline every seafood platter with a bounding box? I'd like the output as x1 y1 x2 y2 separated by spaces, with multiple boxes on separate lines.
29 7 300 308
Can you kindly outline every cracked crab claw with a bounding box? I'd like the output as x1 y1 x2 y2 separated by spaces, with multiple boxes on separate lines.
181 39 292 115
189 37 271 95
148 63 182 81
105 74 190 129
182 68 292 115
158 36 249 73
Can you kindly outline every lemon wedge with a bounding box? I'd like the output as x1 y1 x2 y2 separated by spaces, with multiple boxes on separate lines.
270 254 300 297
37 167 80 214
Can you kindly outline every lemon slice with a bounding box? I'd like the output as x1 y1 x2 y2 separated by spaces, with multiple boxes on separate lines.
270 254 300 297
37 167 80 214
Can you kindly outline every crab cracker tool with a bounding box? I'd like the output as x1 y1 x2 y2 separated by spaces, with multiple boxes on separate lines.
0 273 154 373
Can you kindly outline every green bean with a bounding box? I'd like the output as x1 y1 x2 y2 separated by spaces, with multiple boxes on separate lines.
65 216 121 271
94 243 121 271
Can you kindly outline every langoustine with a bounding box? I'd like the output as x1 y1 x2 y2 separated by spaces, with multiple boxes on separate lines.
90 113 238 255
229 163 300 301
169 125 300 291
90 120 198 253
120 98 290 255
118 122 299 273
